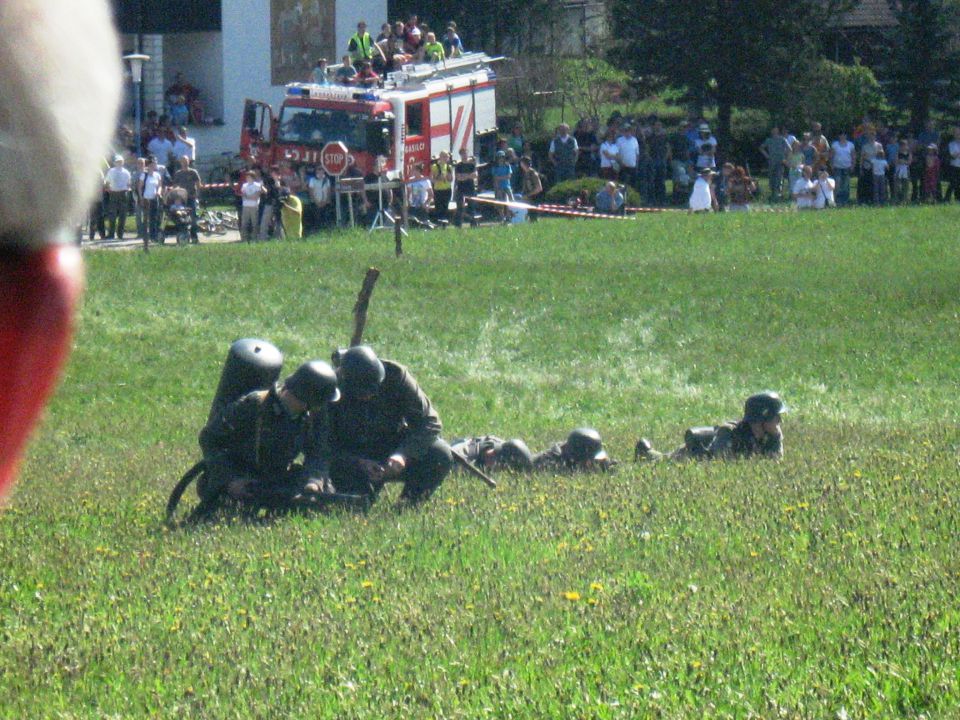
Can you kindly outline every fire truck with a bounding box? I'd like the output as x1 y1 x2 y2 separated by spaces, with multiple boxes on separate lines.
240 52 499 179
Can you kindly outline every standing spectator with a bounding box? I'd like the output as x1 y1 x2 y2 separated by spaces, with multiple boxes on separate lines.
787 140 805 191
894 139 912 204
716 162 734 210
599 128 620 180
132 157 147 239
759 127 790 201
140 157 164 243
147 130 174 172
259 168 285 240
870 142 888 205
507 124 524 156
431 150 453 215
88 165 107 241
406 163 434 226
689 168 717 212
800 133 816 167
347 21 374 64
172 126 196 165
443 26 464 58
491 150 514 222
595 181 625 214
922 144 941 202
944 126 960 202
885 132 901 200
813 168 836 209
726 165 757 212
519 156 543 219
693 123 717 171
669 124 693 204
172 155 202 243
103 155 132 239
574 117 599 177
647 119 671 206
505 148 522 195
829 131 855 206
453 147 478 226
240 170 264 242
809 122 830 170
857 130 879 205
549 123 579 183
917 119 940 152
306 167 333 230
617 124 640 190
792 165 817 209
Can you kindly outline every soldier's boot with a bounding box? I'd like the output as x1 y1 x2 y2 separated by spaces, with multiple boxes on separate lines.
634 437 663 462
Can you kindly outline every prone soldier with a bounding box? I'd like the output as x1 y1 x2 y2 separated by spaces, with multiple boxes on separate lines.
634 391 787 462
328 345 453 504
451 427 614 474
198 360 340 508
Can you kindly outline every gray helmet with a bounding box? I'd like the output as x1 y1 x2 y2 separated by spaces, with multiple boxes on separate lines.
337 345 385 397
743 391 787 423
497 439 533 471
283 360 340 408
563 427 608 464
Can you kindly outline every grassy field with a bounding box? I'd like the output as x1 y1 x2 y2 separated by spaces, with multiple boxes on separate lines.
3 207 959 718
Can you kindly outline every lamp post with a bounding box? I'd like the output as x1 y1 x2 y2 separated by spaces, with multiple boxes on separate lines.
122 54 151 156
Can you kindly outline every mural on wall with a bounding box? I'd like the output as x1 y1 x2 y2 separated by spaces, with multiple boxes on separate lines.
271 0 335 85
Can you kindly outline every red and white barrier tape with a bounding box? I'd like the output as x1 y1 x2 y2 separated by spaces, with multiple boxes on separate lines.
467 196 636 220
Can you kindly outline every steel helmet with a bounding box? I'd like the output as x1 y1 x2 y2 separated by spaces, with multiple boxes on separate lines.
743 391 787 423
337 345 386 398
497 439 533 471
283 360 340 408
564 427 608 464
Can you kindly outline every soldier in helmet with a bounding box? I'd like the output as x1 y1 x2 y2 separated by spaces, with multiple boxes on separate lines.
198 360 341 507
531 427 615 473
449 435 534 472
328 345 453 504
635 391 787 462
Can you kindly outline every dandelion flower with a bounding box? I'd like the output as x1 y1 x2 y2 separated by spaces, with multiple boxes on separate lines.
590 582 603 592
563 591 581 601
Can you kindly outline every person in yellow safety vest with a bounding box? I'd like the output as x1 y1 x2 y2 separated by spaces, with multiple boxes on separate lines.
348 21 374 64
421 32 445 63
280 193 303 239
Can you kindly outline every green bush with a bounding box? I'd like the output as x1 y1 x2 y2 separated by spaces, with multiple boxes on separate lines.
543 177 643 206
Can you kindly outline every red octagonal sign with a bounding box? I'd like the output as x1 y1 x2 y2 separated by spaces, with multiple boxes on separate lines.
321 141 352 176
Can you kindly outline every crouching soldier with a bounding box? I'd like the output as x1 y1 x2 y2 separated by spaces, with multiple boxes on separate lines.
531 427 616 473
198 361 340 507
450 435 534 472
635 391 786 462
328 345 453 504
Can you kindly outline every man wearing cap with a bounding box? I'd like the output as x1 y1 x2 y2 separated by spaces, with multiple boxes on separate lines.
103 155 132 239
694 123 718 172
198 361 340 507
328 346 452 504
635 392 787 462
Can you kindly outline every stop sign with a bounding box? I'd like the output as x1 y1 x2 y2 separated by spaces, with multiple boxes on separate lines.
321 141 351 176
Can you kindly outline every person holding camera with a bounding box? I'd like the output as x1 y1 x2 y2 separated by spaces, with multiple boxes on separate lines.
595 181 625 215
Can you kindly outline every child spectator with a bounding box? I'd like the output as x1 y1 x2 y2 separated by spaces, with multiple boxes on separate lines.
726 166 757 212
689 167 717 212
355 61 379 87
422 32 445 63
894 139 912 204
870 143 888 205
492 150 514 222
443 26 464 58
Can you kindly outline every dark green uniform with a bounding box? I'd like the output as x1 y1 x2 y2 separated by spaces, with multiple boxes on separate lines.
666 420 783 461
328 360 452 502
198 386 329 504
449 435 533 472
531 442 615 473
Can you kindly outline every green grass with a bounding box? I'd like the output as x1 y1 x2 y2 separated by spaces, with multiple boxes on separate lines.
3 207 960 718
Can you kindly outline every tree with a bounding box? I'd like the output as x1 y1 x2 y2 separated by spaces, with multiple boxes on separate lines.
608 0 855 143
880 0 960 130
780 60 888 135
559 58 631 121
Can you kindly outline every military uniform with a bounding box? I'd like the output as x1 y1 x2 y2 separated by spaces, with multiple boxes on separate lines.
665 420 783 461
449 435 533 472
328 360 452 502
198 386 329 505
530 442 615 473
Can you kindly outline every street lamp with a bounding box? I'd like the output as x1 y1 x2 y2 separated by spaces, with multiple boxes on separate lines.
122 53 150 156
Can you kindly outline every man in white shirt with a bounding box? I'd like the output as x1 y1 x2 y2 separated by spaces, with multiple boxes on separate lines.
599 129 620 180
813 169 836 209
103 155 132 239
147 131 175 168
829 132 855 206
792 165 816 209
240 170 264 242
694 123 718 170
140 158 165 243
171 126 196 164
616 124 640 189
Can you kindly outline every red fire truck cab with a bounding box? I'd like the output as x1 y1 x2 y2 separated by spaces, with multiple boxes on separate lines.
240 52 499 180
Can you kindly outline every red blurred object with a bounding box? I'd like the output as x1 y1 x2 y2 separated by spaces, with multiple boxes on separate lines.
0 244 83 497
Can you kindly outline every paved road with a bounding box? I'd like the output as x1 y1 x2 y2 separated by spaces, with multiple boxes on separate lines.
81 229 243 250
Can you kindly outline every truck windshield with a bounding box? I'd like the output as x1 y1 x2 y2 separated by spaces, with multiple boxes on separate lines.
277 107 372 149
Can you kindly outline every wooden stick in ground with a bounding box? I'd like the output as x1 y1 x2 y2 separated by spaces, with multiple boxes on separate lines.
350 267 381 347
